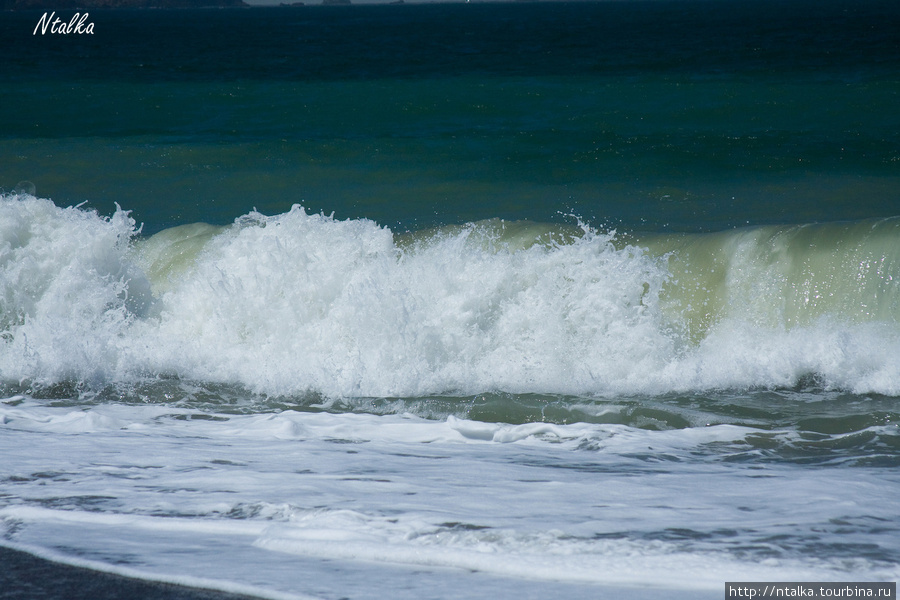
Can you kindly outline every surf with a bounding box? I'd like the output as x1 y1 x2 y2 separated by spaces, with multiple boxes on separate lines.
2 193 899 399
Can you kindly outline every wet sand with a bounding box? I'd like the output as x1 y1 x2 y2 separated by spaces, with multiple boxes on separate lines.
0 546 260 600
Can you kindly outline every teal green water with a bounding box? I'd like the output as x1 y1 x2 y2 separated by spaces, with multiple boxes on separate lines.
2 2 899 234
3 75 899 234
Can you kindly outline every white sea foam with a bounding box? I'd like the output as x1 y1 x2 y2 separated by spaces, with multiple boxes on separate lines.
2 195 900 397
2 402 898 597
0 396 752 448
0 194 151 385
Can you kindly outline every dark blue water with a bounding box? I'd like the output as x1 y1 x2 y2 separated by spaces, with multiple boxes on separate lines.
4 1 899 82
2 0 899 234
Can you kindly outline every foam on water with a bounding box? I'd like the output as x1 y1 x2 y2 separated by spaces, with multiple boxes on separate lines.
0 195 152 386
2 194 900 399
2 397 899 597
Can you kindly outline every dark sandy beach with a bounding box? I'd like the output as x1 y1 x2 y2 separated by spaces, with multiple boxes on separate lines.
0 546 260 600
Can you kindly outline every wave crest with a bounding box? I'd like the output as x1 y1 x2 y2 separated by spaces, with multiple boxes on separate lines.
2 196 899 397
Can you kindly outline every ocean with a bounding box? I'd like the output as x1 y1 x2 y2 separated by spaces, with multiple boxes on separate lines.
1 1 900 598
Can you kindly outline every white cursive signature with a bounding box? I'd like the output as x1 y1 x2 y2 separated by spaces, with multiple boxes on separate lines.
34 11 95 35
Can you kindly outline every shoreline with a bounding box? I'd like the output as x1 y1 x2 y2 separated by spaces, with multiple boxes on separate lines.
0 546 265 600
0 544 725 600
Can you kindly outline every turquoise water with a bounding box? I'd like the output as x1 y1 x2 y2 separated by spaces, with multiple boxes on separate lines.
2 2 899 233
2 2 900 598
